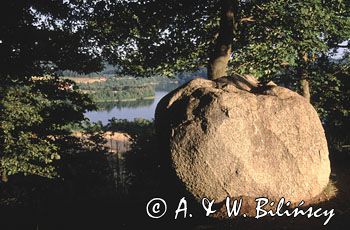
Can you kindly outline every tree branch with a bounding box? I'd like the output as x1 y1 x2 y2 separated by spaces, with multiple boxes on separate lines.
240 16 255 23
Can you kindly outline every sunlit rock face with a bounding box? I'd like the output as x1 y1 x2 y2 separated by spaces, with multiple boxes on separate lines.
155 75 330 203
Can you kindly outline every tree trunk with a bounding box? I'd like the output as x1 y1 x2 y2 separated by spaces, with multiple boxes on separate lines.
300 77 311 102
298 53 311 102
298 66 311 102
208 0 237 80
1 171 8 183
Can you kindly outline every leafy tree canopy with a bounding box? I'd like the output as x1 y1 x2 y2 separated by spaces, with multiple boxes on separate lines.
85 0 350 78
233 0 350 78
0 0 102 83
0 1 100 181
0 78 95 180
87 0 221 76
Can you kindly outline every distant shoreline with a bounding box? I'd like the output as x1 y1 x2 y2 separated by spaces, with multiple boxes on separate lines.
94 96 155 103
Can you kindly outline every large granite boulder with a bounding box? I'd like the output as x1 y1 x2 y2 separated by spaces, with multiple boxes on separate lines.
155 75 330 203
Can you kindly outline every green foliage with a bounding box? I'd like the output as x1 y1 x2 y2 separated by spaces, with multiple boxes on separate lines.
0 126 113 208
233 0 350 78
0 1 103 180
0 78 95 180
86 0 221 76
310 57 350 155
0 0 102 82
84 0 350 79
57 64 121 78
106 118 154 138
0 86 59 179
77 77 157 102
1 0 350 182
75 75 182 103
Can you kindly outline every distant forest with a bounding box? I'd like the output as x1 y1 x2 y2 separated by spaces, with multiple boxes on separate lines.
59 65 206 103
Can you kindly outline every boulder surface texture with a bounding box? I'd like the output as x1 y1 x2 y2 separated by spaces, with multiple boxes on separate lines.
155 75 330 203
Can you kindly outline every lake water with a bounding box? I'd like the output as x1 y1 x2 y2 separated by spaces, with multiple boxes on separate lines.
85 91 170 125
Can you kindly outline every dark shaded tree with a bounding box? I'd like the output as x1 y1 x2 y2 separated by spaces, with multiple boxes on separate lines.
0 0 102 83
233 0 350 101
0 0 102 180
87 0 239 79
87 0 350 100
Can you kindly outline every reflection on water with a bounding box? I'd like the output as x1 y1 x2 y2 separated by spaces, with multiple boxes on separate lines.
96 99 154 112
85 91 169 124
